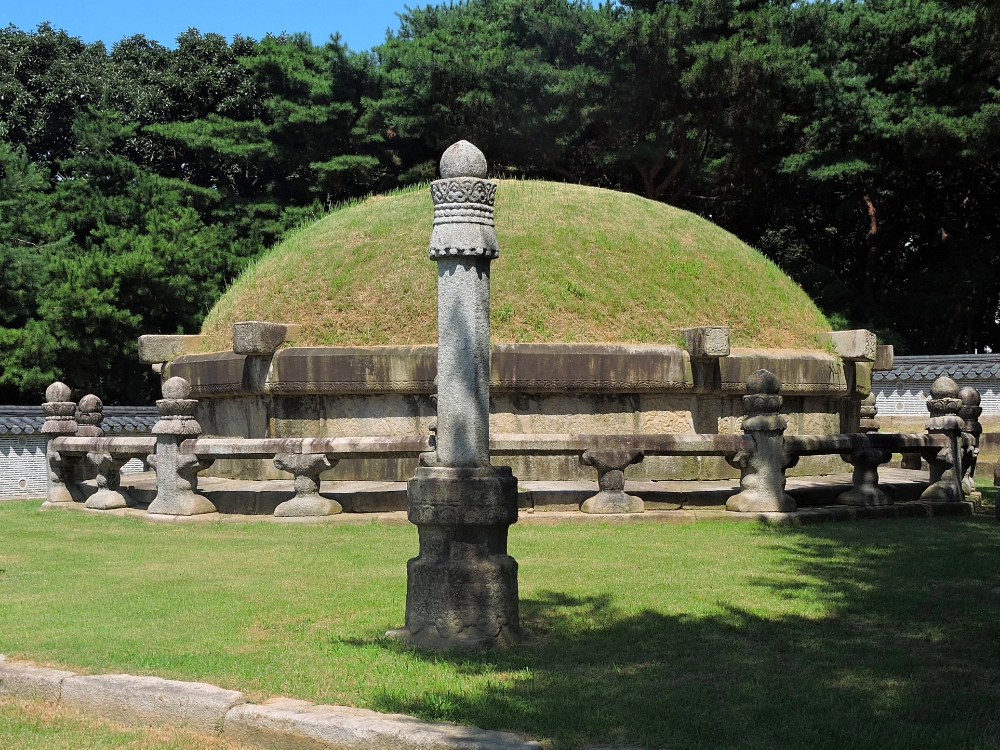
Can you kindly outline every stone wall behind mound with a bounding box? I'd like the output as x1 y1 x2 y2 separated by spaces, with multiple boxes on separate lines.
163 343 871 482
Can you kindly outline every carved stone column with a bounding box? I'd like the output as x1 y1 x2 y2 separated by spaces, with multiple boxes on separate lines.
77 394 133 510
147 377 216 516
920 376 964 503
726 369 795 513
388 141 525 650
959 386 982 498
273 453 341 516
41 382 80 507
580 449 644 514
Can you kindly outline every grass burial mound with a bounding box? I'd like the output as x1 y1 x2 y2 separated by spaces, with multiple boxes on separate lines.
200 180 829 350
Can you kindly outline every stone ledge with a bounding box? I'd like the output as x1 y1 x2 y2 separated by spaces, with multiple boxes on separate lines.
232 321 301 356
225 697 540 750
137 335 206 364
818 330 877 362
60 674 245 734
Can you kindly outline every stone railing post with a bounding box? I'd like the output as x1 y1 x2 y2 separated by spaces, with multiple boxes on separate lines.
859 391 879 434
388 141 525 650
920 376 964 503
77 394 133 510
959 386 982 498
147 377 217 516
273 454 341 516
41 382 80 507
726 369 795 513
580 449 644 513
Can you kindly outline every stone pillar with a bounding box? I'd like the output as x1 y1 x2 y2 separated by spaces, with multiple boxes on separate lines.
920 376 964 503
959 386 982 498
147 377 217 516
41 382 80 507
388 141 525 650
76 394 133 510
726 369 795 513
580 449 645 514
273 454 341 517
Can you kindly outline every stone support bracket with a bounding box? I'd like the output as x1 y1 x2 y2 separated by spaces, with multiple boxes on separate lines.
272 453 341 516
579 449 645 514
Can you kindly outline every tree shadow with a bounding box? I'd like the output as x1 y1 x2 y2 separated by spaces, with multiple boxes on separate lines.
366 518 1000 749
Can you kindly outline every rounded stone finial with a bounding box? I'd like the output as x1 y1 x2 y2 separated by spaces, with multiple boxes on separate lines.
959 386 981 406
930 376 960 399
78 394 103 413
45 381 71 403
746 369 781 395
440 140 488 179
161 376 192 400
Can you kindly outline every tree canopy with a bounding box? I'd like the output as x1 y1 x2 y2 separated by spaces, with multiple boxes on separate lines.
1 0 998 403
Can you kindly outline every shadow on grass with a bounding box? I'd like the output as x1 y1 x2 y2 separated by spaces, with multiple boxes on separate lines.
366 519 1000 750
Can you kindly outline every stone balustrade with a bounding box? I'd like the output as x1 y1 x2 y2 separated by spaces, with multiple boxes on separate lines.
43 372 980 517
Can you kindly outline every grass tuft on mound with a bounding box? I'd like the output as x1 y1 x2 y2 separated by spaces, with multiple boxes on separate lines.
200 181 829 351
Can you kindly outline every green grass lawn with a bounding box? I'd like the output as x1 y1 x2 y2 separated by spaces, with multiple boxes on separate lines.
3 500 1000 749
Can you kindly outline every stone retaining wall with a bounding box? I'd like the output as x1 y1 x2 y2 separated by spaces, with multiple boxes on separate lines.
163 343 870 482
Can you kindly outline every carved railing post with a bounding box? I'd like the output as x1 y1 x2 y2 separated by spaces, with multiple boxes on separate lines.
147 377 217 516
77 394 133 510
920 376 964 503
959 386 982 497
41 382 80 506
837 435 892 506
726 369 795 512
388 141 525 650
273 454 341 516
859 391 879 434
580 449 644 513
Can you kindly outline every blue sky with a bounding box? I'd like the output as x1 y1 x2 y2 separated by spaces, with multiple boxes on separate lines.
4 1 413 52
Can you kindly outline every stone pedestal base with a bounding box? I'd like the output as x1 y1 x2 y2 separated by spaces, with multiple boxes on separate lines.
387 465 528 650
274 495 342 517
86 489 133 510
147 492 217 517
580 449 644 514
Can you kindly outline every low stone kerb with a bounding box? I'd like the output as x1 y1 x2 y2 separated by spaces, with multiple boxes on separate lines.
60 673 245 734
0 661 76 701
225 697 541 750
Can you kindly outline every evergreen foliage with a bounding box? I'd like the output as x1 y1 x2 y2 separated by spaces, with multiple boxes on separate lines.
0 0 998 402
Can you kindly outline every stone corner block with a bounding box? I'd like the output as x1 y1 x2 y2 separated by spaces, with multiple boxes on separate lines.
61 674 244 734
874 344 894 371
0 662 77 701
224 699 541 750
232 321 301 356
137 334 207 364
681 326 730 358
818 330 877 362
